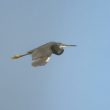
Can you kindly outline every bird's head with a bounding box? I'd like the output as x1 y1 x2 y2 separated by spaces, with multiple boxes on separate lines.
51 43 76 55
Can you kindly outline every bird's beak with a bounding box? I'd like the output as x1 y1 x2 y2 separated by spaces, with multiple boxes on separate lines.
65 44 77 47
60 44 77 48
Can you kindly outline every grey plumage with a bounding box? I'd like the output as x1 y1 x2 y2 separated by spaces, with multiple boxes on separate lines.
12 42 76 67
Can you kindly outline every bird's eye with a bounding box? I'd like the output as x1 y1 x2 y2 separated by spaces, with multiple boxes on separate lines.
51 45 64 55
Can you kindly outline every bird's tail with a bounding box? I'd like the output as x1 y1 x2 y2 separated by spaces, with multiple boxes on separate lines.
11 53 30 59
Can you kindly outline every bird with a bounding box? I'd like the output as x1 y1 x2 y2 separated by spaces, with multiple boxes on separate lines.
12 42 76 67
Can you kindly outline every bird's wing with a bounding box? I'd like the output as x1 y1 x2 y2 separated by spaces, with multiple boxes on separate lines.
32 56 51 67
31 46 52 61
31 49 40 61
31 45 52 67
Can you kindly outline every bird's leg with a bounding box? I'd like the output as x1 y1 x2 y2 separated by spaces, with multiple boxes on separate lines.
12 52 31 59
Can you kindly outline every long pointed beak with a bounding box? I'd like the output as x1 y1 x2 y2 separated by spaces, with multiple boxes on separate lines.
64 44 77 47
60 44 77 48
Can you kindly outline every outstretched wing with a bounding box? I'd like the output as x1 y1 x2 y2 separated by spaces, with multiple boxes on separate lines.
31 45 52 67
32 56 51 67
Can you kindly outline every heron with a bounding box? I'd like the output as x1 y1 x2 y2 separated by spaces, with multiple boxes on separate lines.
12 42 76 67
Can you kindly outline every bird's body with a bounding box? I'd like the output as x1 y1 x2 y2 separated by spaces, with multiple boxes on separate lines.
12 42 76 67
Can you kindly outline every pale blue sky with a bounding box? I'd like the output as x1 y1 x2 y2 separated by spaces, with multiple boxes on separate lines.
0 0 110 110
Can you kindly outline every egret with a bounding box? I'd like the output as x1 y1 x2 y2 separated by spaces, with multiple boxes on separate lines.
12 42 76 67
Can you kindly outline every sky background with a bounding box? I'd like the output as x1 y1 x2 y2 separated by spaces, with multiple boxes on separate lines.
0 0 110 110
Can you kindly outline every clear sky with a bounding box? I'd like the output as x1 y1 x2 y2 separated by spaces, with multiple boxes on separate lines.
0 0 110 110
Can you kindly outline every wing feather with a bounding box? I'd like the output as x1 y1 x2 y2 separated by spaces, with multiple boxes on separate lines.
32 56 51 67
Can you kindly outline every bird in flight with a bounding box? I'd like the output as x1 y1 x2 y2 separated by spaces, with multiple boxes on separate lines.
12 42 76 67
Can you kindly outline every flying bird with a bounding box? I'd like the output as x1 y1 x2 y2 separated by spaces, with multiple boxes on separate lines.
12 42 76 67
